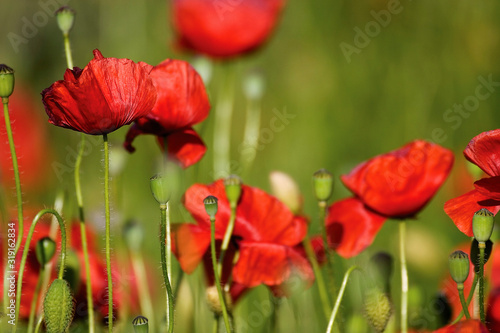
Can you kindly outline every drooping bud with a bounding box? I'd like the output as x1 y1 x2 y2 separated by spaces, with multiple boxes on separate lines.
470 239 494 273
55 7 76 35
472 208 495 243
150 174 170 205
0 64 15 99
449 250 470 285
224 175 242 208
123 219 144 253
367 252 393 293
243 70 265 101
44 279 75 333
269 171 302 215
205 285 232 315
132 315 149 333
363 288 393 333
204 196 218 219
313 169 333 202
35 237 57 267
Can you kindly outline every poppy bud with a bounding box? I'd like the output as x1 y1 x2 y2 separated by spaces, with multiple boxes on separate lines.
224 175 242 208
269 171 302 215
243 70 265 101
35 237 57 267
472 208 495 243
150 174 170 206
449 250 469 285
123 220 144 253
363 288 393 333
205 285 232 315
0 64 15 99
313 169 333 202
204 195 218 219
44 279 75 333
470 239 493 273
55 6 75 35
132 315 149 333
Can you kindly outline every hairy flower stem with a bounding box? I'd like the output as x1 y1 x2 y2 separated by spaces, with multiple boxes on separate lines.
160 205 175 333
27 267 45 333
103 134 113 332
479 245 486 323
326 266 360 333
458 286 471 319
14 209 67 332
210 217 233 333
451 274 478 324
399 221 408 333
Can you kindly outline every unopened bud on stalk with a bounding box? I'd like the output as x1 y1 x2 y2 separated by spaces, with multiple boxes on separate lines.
44 279 75 333
0 64 15 99
132 315 149 333
35 237 57 267
204 195 218 219
449 250 470 285
205 285 232 315
472 208 495 243
313 169 333 202
470 239 493 273
363 288 393 333
55 7 75 35
150 174 170 205
224 175 242 208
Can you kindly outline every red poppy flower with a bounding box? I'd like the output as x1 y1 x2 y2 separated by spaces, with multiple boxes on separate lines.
433 320 488 333
445 129 500 236
172 0 286 57
124 59 210 167
42 49 157 135
327 140 453 258
172 180 313 289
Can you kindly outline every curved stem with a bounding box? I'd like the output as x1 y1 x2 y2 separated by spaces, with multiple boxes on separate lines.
210 217 232 333
458 287 471 319
451 274 478 324
14 209 67 330
218 204 236 276
27 267 45 333
479 245 485 323
103 134 113 331
399 221 408 333
34 315 44 333
326 266 359 333
160 206 175 333
2 100 23 256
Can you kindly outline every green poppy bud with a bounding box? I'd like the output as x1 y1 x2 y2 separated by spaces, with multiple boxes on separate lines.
55 6 76 35
132 315 149 333
224 175 242 208
470 239 493 273
0 64 15 99
35 237 57 267
44 279 75 333
448 250 470 285
313 169 333 202
123 220 144 253
363 288 393 333
204 195 218 219
150 174 170 206
472 208 495 243
205 285 232 315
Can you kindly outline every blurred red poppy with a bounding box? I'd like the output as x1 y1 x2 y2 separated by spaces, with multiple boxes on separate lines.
445 129 500 236
327 140 453 258
124 59 210 167
172 179 313 290
171 0 286 57
432 319 488 332
42 49 156 135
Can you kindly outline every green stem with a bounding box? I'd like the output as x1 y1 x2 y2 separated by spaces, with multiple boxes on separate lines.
34 315 44 333
103 134 113 331
14 209 67 331
326 266 359 333
479 245 485 323
303 235 331 319
160 205 175 333
399 221 408 333
458 286 471 319
63 33 74 69
166 202 172 282
210 217 232 333
2 100 23 256
218 204 236 276
131 251 155 333
213 315 220 333
451 274 478 324
27 267 45 333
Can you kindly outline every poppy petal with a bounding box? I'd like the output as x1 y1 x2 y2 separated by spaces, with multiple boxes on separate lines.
158 127 207 168
474 176 500 200
326 197 387 258
433 319 488 333
464 129 500 177
172 224 211 274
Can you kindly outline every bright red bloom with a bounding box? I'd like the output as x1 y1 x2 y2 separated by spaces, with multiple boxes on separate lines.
172 0 286 57
42 49 157 135
172 180 313 289
432 320 488 332
124 59 210 167
327 140 453 258
445 129 500 236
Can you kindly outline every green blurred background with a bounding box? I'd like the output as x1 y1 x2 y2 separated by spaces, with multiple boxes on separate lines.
1 0 500 332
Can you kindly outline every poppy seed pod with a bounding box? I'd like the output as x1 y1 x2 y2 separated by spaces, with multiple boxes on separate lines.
472 208 495 243
448 250 470 285
35 237 57 267
0 64 15 99
313 169 333 202
363 288 393 333
203 195 218 219
44 279 75 333
150 174 170 205
55 6 75 35
224 175 242 208
132 315 149 333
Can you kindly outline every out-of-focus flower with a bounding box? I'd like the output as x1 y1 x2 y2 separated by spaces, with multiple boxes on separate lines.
171 0 286 58
327 140 453 257
42 49 156 135
124 59 210 168
432 319 488 332
445 129 500 236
